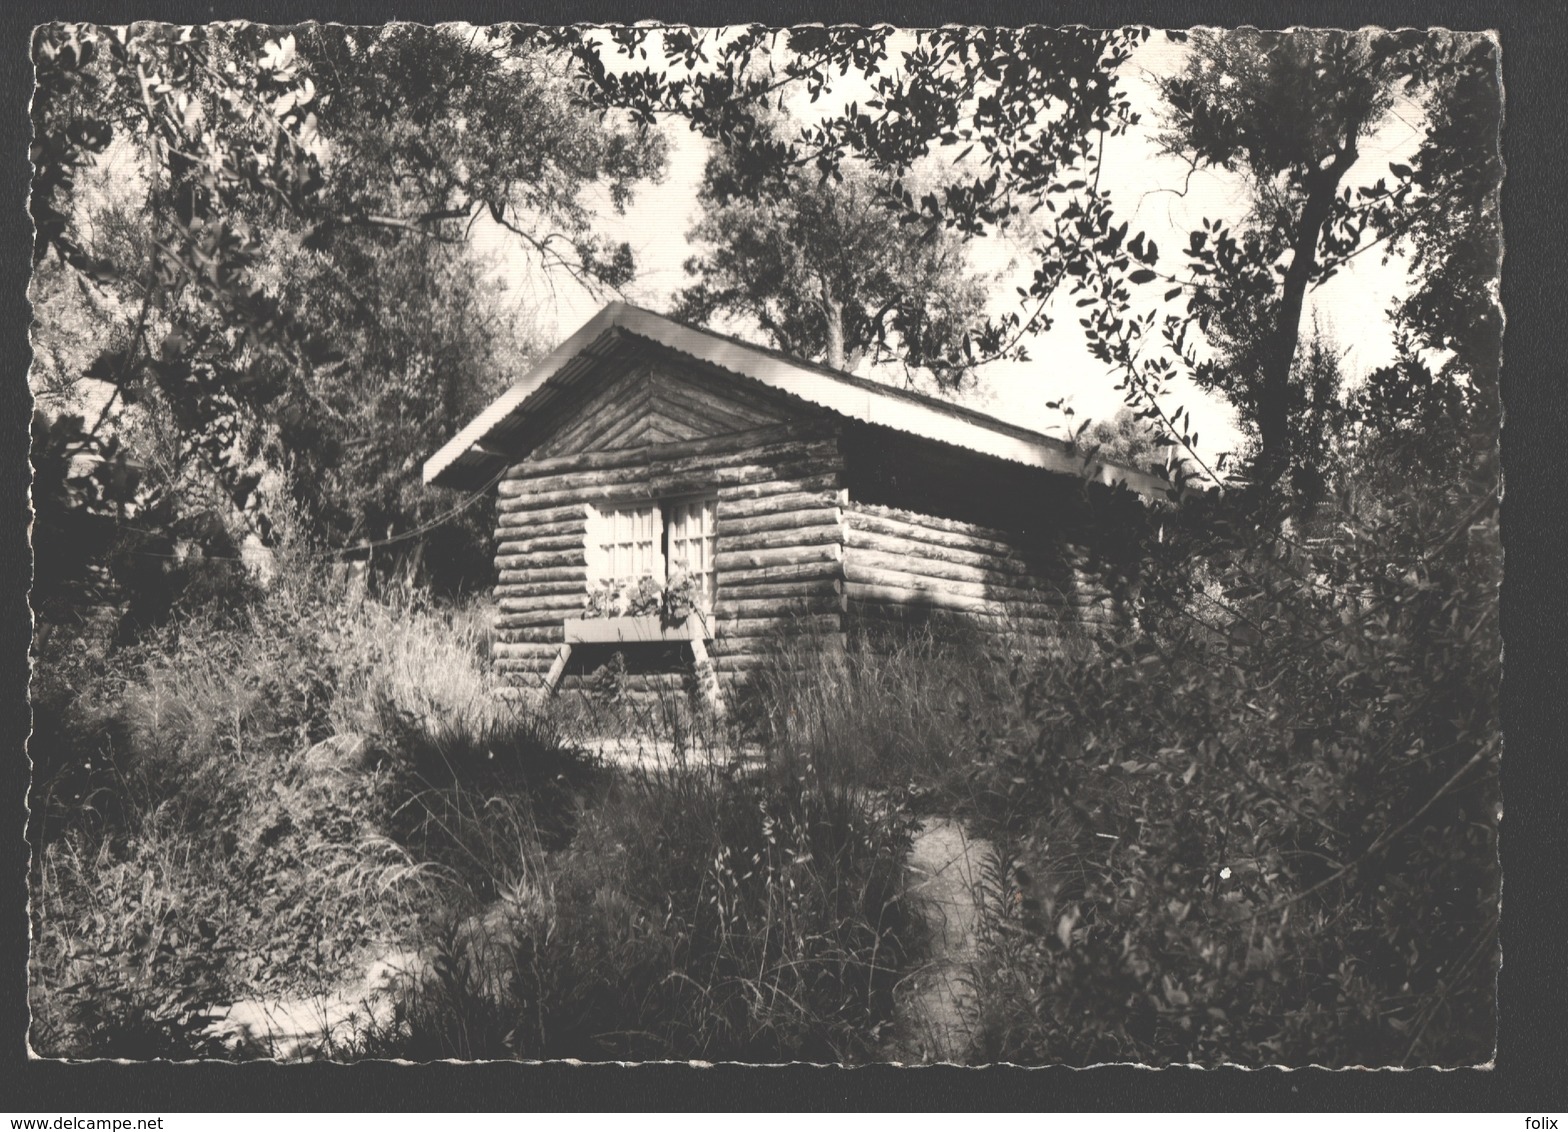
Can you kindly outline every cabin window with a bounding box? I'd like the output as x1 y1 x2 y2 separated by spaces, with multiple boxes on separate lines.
585 495 717 609
587 501 663 584
666 495 717 609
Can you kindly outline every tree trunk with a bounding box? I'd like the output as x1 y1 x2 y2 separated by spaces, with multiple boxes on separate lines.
821 276 847 371
1255 137 1362 489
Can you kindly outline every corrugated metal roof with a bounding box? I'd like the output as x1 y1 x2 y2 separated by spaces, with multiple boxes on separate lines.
424 302 1171 499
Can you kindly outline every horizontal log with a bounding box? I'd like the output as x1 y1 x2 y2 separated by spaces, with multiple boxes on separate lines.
843 579 1066 621
716 614 843 638
848 599 1107 632
845 599 1051 629
711 647 843 669
501 440 837 500
496 533 586 557
707 636 794 657
492 641 565 660
844 583 1000 618
492 516 586 538
493 566 587 585
499 437 843 500
494 504 588 530
497 607 583 627
496 588 586 607
492 625 565 644
847 507 1100 580
494 658 554 675
496 599 585 617
847 500 1016 545
505 421 835 480
847 547 1064 598
715 507 841 538
717 561 843 587
710 652 798 670
846 525 1047 578
846 505 1023 559
717 523 843 554
718 489 842 521
716 543 842 572
494 625 573 645
495 550 586 572
715 474 841 503
715 577 842 602
493 577 587 597
495 456 843 514
715 596 844 620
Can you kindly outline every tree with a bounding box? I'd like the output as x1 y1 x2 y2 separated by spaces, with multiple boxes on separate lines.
1151 30 1398 490
1360 33 1501 487
565 26 1148 360
1149 29 1502 499
566 26 1499 501
30 23 667 604
675 123 988 382
258 221 541 590
1078 406 1170 473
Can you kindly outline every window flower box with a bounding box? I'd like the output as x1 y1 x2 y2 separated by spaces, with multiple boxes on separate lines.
564 611 713 645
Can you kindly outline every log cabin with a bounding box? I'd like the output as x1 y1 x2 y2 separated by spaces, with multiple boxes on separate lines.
424 302 1170 702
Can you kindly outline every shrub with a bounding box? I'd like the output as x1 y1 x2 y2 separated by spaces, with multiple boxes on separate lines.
964 472 1500 1066
359 745 920 1063
729 616 1045 809
29 815 240 1059
375 698 608 894
27 545 546 1057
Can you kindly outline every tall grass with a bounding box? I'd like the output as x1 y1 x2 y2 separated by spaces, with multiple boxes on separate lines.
35 562 1067 1062
354 742 919 1063
349 618 1066 1063
732 616 1050 814
27 544 551 1057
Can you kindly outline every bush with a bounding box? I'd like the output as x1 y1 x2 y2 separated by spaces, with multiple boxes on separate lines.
26 545 550 1057
32 542 933 1062
29 814 240 1059
358 746 919 1063
963 471 1499 1066
729 616 1047 811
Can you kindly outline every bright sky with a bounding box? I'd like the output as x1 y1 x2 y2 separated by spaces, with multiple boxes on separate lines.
474 30 1428 468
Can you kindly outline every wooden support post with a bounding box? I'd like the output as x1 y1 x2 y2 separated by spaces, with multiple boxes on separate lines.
688 635 724 717
542 643 572 697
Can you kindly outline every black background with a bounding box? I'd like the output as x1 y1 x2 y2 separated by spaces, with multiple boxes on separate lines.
3 0 1561 1112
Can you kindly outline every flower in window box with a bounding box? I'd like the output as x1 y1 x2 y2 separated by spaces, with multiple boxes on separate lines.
660 567 700 626
583 579 619 619
625 575 664 617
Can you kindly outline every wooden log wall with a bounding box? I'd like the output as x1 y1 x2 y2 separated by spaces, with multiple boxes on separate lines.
707 448 848 680
490 418 849 694
841 500 1117 640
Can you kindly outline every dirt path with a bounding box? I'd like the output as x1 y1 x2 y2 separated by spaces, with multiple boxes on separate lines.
207 949 422 1060
889 817 992 1063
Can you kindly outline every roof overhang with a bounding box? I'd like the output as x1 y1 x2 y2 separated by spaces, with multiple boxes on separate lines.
424 301 1172 500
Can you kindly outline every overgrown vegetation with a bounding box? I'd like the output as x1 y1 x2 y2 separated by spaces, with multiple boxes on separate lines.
963 479 1498 1066
28 544 514 1056
28 22 1500 1067
27 476 1498 1064
28 549 929 1062
357 747 915 1062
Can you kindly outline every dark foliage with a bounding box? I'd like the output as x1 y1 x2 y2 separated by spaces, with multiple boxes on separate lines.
360 750 919 1063
964 455 1499 1065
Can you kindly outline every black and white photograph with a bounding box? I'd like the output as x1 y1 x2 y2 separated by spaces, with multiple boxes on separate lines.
24 20 1503 1069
